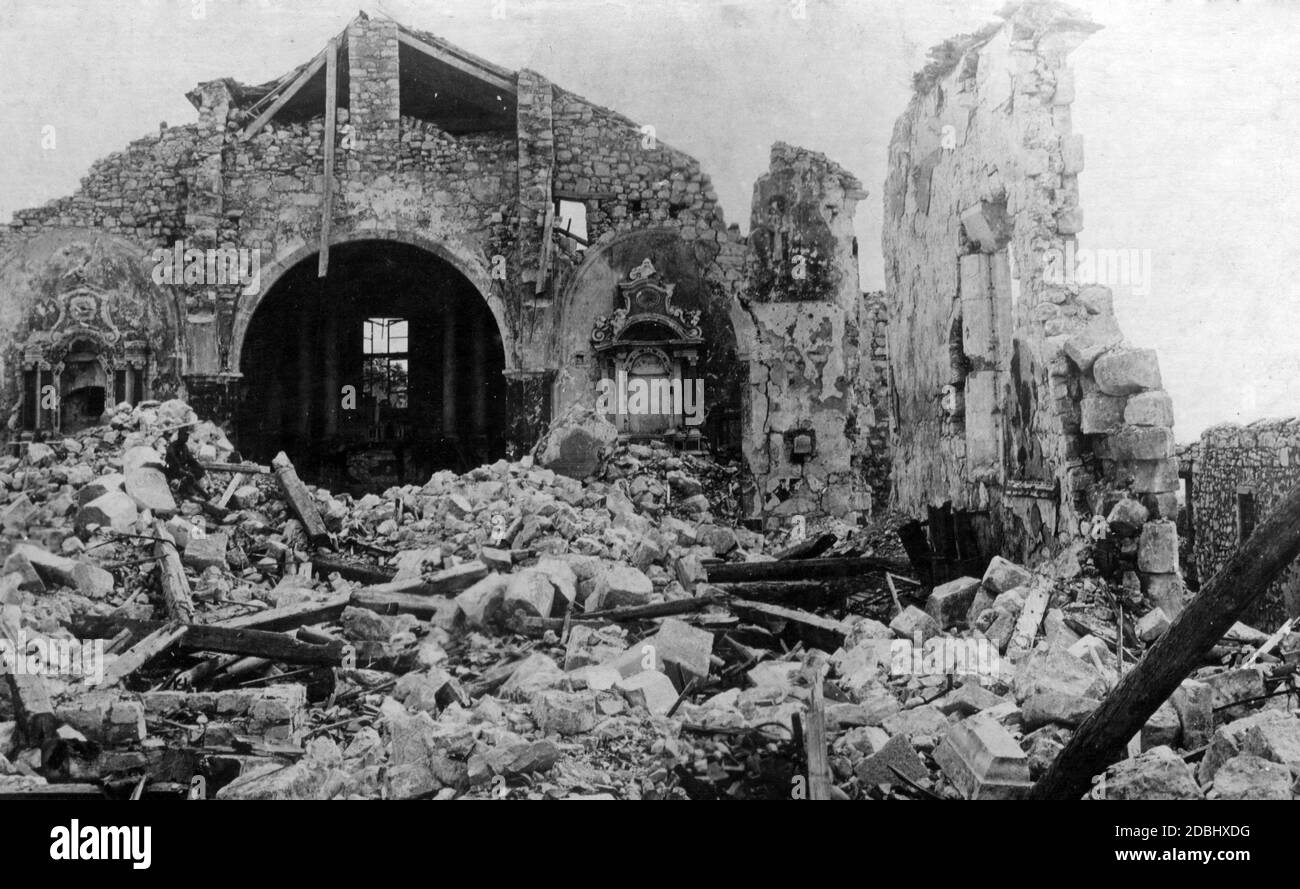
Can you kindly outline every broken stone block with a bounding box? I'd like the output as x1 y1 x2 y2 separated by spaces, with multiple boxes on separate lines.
1141 572 1187 618
537 408 619 480
1136 607 1171 643
1021 692 1099 730
1094 348 1162 396
563 624 626 671
479 546 512 572
1242 714 1300 771
1123 390 1174 427
1106 498 1149 537
1 550 45 593
122 446 176 515
1125 458 1180 494
74 490 138 534
454 574 508 628
183 532 228 572
615 669 678 715
617 617 713 690
882 704 950 743
587 565 653 610
933 714 1033 800
1080 393 1126 434
1136 521 1178 574
1024 726 1070 780
1141 700 1181 750
1013 647 1107 703
889 605 939 642
1211 754 1292 800
1108 426 1173 461
12 544 113 597
533 557 578 608
502 570 556 621
499 653 565 702
1204 667 1266 722
982 556 1033 595
531 689 598 736
854 733 928 787
1099 745 1203 800
1198 710 1293 784
1064 328 1120 373
1170 679 1214 750
935 682 1007 718
924 576 981 629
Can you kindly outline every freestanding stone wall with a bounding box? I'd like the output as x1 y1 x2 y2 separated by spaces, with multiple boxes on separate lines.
1187 419 1300 629
882 1 1181 601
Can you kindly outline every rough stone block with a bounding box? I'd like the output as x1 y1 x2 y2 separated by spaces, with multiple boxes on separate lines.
183 532 228 572
454 573 507 628
1021 692 1099 730
981 556 1033 595
925 576 982 629
1136 607 1170 642
1013 647 1107 703
75 491 138 534
1108 426 1173 461
615 669 677 715
1123 390 1174 427
1080 393 1126 434
1094 348 1162 396
1170 679 1214 750
1204 667 1267 722
1141 572 1187 618
588 565 653 610
889 605 939 643
1106 498 1149 536
1141 700 1181 750
531 690 597 736
1137 521 1178 573
1198 710 1293 784
1212 754 1292 800
1100 745 1203 799
854 733 928 787
933 714 1033 800
1125 458 1180 494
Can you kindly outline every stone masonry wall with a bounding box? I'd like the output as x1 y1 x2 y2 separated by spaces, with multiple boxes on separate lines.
1190 419 1300 629
882 1 1180 592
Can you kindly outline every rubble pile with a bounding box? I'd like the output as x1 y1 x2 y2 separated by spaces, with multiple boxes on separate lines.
2 400 1299 800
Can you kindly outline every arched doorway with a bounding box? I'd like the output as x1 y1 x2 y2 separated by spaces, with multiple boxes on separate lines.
236 240 507 491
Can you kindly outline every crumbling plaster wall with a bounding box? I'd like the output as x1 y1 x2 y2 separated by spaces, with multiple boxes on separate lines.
733 143 876 524
883 2 1180 582
1190 420 1300 629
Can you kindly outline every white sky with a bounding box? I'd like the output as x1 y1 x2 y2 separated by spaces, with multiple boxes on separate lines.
2 0 1297 440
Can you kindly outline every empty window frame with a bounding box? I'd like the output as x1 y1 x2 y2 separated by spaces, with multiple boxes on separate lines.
556 199 588 250
1236 488 1257 543
362 317 409 409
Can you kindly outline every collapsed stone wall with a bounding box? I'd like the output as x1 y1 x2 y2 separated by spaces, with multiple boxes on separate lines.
1189 420 1300 629
882 1 1181 595
858 292 892 509
733 143 875 524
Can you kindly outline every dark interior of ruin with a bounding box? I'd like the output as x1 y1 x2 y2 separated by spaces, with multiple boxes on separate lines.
237 240 507 492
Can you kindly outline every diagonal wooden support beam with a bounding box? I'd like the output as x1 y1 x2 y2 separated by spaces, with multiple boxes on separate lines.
239 50 327 142
318 37 338 278
396 29 517 95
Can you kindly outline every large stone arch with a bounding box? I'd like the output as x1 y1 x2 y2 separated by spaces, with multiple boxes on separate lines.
228 228 515 375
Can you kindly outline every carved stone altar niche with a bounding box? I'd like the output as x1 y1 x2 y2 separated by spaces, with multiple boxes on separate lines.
18 275 156 433
590 258 706 441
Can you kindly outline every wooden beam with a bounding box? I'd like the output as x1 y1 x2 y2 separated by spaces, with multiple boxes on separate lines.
318 37 338 278
704 555 909 584
1032 481 1300 800
271 451 331 548
535 168 555 296
216 472 245 508
201 461 271 475
180 624 351 666
154 519 195 623
396 29 517 95
213 592 351 632
240 51 328 142
102 623 187 688
803 661 832 800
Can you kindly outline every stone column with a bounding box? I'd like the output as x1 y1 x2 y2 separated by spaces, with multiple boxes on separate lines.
442 302 458 436
471 313 488 436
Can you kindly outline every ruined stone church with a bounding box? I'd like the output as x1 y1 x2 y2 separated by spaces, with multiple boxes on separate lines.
1 4 1201 614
